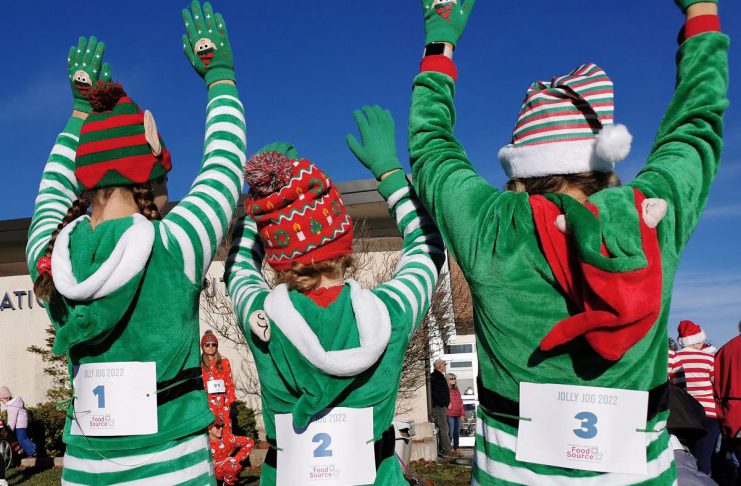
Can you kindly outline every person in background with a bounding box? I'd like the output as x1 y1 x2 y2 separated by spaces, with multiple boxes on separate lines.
201 330 238 435
446 373 464 457
0 416 7 486
666 384 716 486
430 359 453 458
670 320 719 475
208 417 254 486
713 320 741 484
0 387 35 458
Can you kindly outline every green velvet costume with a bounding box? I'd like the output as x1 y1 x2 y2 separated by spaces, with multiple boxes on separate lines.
409 27 728 485
26 82 246 484
225 170 445 485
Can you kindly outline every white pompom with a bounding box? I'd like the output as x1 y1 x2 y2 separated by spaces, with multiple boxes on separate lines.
594 124 632 163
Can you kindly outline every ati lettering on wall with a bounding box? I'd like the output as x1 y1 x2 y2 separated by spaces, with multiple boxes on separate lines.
0 290 46 311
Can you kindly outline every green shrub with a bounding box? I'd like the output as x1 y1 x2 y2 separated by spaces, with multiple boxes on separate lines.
27 401 67 457
231 400 258 440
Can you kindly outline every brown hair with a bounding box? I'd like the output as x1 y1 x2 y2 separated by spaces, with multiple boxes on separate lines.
504 171 619 197
276 254 355 293
200 330 223 371
33 182 163 301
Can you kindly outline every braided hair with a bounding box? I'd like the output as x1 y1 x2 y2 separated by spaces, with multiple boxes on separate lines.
33 181 163 301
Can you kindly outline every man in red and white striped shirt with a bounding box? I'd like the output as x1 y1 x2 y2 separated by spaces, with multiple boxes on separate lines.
669 320 719 475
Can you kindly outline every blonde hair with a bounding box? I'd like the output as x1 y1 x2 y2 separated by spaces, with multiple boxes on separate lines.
276 254 355 292
505 171 619 197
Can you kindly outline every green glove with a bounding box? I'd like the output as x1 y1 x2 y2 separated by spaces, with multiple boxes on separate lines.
258 142 298 159
422 0 476 47
182 0 235 85
67 36 111 113
346 106 403 180
675 0 718 12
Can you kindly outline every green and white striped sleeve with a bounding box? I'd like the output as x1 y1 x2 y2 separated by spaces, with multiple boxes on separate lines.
224 216 270 341
373 171 445 335
160 83 246 285
26 116 84 281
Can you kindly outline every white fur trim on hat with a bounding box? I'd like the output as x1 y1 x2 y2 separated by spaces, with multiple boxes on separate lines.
679 330 707 348
498 124 632 179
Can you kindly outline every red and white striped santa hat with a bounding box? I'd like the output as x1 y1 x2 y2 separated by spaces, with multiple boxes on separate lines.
678 320 707 348
498 63 632 179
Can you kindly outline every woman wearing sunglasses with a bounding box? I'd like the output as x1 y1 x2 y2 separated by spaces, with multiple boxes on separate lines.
201 331 238 436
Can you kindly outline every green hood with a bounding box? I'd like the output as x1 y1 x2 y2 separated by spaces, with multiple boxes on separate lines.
50 214 154 355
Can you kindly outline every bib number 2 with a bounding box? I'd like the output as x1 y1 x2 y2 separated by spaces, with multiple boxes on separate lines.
313 433 333 457
573 411 598 439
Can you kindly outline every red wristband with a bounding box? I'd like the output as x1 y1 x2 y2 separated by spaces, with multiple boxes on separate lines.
420 55 457 81
682 14 720 42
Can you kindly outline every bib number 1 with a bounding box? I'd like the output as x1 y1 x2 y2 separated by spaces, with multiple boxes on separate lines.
573 411 598 439
92 385 106 408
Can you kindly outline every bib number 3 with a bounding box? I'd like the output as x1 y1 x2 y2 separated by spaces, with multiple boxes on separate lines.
573 411 598 439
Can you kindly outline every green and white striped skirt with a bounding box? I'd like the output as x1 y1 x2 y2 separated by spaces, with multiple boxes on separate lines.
61 433 215 485
472 407 677 485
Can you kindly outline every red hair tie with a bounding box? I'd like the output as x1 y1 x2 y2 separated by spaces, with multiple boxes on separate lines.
36 256 52 276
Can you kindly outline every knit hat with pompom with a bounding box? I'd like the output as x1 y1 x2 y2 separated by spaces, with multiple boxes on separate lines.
244 150 353 271
75 81 172 189
498 63 632 179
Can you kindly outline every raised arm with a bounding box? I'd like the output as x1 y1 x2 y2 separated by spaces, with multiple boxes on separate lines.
26 37 110 280
224 216 271 346
629 1 727 254
159 0 246 285
346 106 446 335
410 0 503 268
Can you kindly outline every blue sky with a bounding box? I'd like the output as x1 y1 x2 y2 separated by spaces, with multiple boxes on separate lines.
1 1 739 345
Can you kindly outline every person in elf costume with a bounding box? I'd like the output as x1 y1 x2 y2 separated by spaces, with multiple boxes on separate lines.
224 106 445 485
411 0 727 484
25 1 245 483
208 417 255 486
201 330 238 435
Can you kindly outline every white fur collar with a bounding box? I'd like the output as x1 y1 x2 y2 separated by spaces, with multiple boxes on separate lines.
263 279 392 377
52 214 155 301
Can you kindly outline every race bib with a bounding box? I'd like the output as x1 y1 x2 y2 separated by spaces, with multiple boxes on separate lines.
516 382 649 474
207 379 226 394
275 407 376 486
70 362 158 437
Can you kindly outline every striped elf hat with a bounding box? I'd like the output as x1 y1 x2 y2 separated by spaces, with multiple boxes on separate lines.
244 150 353 271
75 82 172 189
498 63 632 179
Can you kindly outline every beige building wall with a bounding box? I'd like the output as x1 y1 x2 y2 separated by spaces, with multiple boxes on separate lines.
0 274 56 405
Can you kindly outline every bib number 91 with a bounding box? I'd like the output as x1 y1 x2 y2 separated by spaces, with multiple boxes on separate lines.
573 411 598 439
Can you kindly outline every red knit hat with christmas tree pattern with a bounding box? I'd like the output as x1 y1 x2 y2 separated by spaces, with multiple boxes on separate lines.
75 82 172 189
244 151 353 271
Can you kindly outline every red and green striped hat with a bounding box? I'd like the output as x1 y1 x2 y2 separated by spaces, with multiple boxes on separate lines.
498 63 632 179
244 151 353 271
75 82 172 189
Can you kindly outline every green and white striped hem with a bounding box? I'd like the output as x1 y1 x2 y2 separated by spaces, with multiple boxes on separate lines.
61 433 214 485
472 407 676 485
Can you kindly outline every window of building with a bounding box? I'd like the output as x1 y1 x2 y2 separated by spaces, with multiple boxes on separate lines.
449 344 473 354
